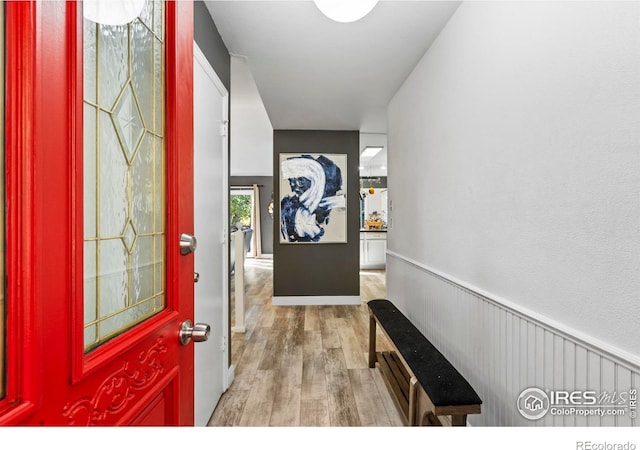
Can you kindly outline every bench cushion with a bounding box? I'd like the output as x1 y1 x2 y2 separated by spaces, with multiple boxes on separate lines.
368 299 482 408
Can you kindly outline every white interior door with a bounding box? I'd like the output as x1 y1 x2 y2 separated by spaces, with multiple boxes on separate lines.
193 42 229 426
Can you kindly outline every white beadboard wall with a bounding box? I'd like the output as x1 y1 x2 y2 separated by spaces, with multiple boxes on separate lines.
387 252 640 427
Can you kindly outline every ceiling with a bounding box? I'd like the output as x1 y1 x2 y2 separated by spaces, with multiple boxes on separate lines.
204 1 461 133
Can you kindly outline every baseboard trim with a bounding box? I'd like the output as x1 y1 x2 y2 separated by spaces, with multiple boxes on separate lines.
272 295 361 306
224 364 235 392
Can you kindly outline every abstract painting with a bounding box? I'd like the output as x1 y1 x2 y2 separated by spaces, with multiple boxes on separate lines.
279 153 347 243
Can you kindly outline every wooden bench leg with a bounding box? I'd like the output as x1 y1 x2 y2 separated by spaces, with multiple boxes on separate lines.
408 377 418 426
451 415 467 426
421 412 443 426
369 314 376 368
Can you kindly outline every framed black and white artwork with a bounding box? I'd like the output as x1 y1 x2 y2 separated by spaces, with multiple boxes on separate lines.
279 153 347 244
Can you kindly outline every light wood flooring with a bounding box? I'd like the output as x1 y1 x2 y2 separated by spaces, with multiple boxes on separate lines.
208 258 404 426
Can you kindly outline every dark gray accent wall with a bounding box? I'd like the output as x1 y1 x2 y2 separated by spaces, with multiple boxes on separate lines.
273 130 360 297
230 176 274 254
194 1 230 91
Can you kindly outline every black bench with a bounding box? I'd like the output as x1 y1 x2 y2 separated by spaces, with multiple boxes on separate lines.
368 299 482 426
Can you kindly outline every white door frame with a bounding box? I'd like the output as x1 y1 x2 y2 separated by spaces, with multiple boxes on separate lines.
193 42 232 390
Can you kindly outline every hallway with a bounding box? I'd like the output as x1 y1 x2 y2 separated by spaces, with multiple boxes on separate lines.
209 258 403 426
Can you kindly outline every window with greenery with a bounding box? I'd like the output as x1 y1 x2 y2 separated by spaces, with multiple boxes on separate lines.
230 191 252 229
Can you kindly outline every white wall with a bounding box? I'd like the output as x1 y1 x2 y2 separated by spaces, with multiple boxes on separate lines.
387 1 640 425
230 56 273 176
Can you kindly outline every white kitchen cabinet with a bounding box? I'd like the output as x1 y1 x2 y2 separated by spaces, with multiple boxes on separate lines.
360 231 387 269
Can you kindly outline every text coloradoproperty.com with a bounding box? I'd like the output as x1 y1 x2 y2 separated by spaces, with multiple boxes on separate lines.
551 407 628 417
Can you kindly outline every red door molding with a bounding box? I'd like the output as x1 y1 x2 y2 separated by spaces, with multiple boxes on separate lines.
62 338 168 425
1 0 41 425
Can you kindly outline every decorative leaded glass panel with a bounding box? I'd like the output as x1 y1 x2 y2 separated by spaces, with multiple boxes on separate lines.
83 0 165 352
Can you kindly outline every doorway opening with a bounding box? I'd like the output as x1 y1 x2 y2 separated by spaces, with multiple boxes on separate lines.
230 187 255 257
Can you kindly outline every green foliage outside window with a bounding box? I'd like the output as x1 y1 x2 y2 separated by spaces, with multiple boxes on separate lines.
230 194 252 228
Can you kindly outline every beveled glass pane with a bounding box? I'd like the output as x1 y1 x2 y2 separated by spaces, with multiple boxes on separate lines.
84 1 165 351
83 19 97 104
139 0 153 31
99 239 128 319
84 103 97 238
132 236 154 303
154 235 163 294
98 23 129 109
131 19 153 128
84 325 97 349
132 133 154 234
100 299 155 338
122 220 137 253
154 37 163 134
84 241 97 324
153 0 163 39
99 110 128 238
113 84 144 160
154 136 164 232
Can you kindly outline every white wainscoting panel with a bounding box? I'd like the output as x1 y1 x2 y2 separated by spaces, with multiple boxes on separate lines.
386 251 639 427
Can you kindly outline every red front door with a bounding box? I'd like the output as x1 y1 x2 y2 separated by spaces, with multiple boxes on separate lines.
0 1 196 425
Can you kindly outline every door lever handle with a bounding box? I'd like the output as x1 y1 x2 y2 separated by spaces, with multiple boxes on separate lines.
194 272 200 283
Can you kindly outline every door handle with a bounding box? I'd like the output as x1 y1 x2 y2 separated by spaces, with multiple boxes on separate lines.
179 320 210 345
194 272 200 283
180 233 197 255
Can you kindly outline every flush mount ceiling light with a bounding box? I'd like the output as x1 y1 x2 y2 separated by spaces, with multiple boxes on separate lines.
360 146 383 159
83 0 145 26
313 0 379 23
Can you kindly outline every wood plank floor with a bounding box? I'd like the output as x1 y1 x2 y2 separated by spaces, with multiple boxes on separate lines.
208 258 403 427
